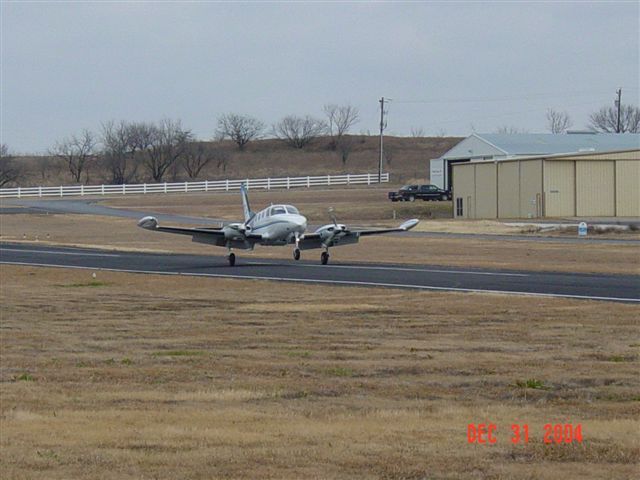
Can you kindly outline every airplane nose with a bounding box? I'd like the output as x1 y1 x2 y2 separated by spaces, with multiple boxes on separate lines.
295 215 307 230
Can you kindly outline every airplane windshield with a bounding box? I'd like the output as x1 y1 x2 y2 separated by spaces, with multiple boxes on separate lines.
270 206 286 215
285 205 299 214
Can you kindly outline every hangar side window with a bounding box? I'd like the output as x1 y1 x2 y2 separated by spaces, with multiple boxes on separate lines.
456 198 463 217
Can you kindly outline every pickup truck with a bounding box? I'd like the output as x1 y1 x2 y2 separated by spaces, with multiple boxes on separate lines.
388 184 452 202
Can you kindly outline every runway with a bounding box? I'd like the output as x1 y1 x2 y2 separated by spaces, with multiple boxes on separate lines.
1 242 638 303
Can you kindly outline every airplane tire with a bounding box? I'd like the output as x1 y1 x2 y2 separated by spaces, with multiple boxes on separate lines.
293 248 301 261
228 252 236 266
321 252 329 265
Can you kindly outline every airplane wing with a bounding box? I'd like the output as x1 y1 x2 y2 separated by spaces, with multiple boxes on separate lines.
297 218 419 250
137 216 261 249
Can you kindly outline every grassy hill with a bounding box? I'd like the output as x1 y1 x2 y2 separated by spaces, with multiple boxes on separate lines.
10 136 461 187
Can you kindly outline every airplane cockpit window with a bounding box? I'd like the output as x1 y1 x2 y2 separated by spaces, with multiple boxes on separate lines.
285 205 299 214
270 206 286 215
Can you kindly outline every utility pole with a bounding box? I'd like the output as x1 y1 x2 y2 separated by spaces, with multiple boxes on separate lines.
615 88 622 133
378 97 387 183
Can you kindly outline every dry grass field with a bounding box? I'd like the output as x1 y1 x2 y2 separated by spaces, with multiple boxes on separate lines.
1 265 639 479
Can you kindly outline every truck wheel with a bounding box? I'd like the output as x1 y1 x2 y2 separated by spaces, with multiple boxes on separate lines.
409 195 415 202
440 194 447 201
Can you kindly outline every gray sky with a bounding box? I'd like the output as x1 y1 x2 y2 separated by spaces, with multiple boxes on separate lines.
2 1 639 153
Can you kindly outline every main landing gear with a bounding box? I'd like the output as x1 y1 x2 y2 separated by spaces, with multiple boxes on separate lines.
321 251 330 265
293 248 301 261
227 252 236 266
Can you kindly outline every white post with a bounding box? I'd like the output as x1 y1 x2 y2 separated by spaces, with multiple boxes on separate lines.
164 182 167 193
205 180 209 192
38 186 42 197
307 176 310 188
328 175 331 186
287 177 290 189
143 183 147 194
60 186 63 197
81 184 84 196
101 184 105 195
18 187 21 198
122 184 125 195
267 177 270 190
226 179 229 191
347 174 350 185
367 174 371 185
185 182 188 192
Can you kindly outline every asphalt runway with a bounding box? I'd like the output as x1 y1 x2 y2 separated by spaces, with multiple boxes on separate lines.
1 242 638 303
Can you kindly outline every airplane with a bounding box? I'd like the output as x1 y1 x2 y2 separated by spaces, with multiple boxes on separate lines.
137 185 419 266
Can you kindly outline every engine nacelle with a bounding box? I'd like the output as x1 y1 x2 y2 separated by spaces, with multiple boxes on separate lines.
223 223 247 241
137 216 158 230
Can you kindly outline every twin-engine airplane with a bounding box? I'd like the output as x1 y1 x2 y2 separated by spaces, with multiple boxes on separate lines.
137 185 419 266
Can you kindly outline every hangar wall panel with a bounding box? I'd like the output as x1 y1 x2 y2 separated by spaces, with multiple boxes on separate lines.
497 162 519 218
576 161 614 216
452 165 475 218
544 161 575 217
519 160 543 218
562 151 640 161
474 163 497 218
616 161 640 216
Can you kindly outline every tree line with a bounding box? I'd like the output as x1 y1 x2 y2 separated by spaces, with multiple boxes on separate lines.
0 104 361 187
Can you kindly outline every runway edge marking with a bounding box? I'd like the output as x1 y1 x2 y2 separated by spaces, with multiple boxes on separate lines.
1 260 638 303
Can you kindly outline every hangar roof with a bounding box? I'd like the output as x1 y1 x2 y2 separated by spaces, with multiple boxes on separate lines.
439 132 640 160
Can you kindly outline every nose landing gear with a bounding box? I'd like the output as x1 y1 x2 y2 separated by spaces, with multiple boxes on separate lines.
320 251 330 265
227 252 236 266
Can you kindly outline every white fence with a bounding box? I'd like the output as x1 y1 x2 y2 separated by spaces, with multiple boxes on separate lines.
0 172 389 199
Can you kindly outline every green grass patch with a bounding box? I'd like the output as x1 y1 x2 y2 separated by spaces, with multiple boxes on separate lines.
120 358 133 365
514 378 549 390
154 350 205 357
325 366 354 377
16 373 34 382
286 350 311 358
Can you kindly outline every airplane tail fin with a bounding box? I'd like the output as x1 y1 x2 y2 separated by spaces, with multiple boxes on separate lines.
241 184 254 224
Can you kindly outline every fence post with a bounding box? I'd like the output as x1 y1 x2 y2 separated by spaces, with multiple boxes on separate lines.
205 180 209 192
185 181 188 192
101 185 104 195
17 187 21 198
122 184 125 195
287 177 290 189
38 186 42 197
143 183 146 194
80 184 84 196
267 177 270 190
347 174 350 185
307 176 310 188
328 175 331 186
367 174 371 185
60 186 63 197
164 182 167 194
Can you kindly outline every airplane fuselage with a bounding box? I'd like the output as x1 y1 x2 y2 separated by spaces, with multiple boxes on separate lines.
245 204 307 245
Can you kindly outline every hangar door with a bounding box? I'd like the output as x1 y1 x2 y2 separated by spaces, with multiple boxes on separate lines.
576 161 615 216
544 161 575 217
616 161 640 216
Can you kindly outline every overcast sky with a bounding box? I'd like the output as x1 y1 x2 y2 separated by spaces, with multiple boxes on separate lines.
2 1 639 153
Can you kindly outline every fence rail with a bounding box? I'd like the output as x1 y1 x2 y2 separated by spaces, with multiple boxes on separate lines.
0 173 389 199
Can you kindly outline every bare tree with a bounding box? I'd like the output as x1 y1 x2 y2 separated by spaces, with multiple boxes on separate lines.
142 119 192 182
589 104 640 133
323 104 359 150
51 129 97 183
546 109 573 133
410 126 425 138
101 120 142 184
182 142 230 178
216 113 264 150
273 115 327 149
336 136 355 167
0 144 22 187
